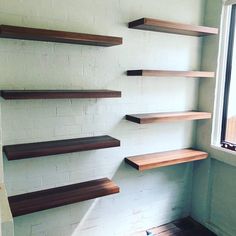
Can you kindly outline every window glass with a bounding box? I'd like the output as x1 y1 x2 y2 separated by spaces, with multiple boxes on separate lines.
222 5 236 148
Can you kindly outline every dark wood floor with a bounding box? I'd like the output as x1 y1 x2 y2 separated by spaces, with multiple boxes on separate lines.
137 218 216 236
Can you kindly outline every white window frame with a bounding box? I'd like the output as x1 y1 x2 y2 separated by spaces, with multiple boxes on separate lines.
224 0 236 6
211 1 235 153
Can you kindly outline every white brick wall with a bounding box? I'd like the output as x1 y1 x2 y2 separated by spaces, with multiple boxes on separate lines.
0 0 205 235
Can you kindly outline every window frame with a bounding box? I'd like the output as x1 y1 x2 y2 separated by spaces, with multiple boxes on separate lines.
220 4 236 151
211 1 232 150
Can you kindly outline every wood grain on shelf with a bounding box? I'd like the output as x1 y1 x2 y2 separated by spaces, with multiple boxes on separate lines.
127 70 215 78
4 135 120 161
126 111 211 124
8 178 119 217
0 90 121 100
0 25 122 46
125 149 208 171
128 18 218 36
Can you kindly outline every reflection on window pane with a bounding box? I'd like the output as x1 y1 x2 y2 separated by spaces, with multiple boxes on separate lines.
226 25 236 143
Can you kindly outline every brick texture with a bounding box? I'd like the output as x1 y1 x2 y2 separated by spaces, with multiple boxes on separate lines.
0 0 204 235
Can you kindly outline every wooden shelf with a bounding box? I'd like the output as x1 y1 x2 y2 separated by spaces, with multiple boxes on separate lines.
4 135 120 160
125 149 208 171
0 25 122 46
0 90 121 100
127 70 215 78
128 18 218 36
8 178 119 217
126 111 211 124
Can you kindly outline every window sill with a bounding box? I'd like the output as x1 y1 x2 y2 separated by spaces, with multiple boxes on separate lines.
211 144 236 167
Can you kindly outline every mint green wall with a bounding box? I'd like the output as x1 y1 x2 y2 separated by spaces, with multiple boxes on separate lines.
193 1 236 235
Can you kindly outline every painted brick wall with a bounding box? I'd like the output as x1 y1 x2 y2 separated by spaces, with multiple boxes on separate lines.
0 0 204 235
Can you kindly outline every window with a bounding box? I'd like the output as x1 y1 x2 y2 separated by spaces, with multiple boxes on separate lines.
221 4 236 151
212 0 236 152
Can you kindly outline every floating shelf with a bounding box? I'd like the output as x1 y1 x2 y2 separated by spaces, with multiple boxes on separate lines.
4 135 120 160
126 111 211 124
0 25 123 46
125 149 208 171
0 90 121 100
128 18 218 36
8 178 119 217
127 70 215 78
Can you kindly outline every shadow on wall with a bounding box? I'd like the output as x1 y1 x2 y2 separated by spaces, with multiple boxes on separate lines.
11 159 192 236
73 161 192 235
2 106 195 236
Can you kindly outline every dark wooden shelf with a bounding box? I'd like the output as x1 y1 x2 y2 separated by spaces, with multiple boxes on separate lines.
0 25 122 46
4 135 120 160
128 18 218 36
127 70 215 78
125 149 208 171
0 90 121 100
8 178 119 217
126 111 211 124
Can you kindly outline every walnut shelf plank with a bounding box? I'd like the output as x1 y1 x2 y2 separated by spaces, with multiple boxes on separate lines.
128 18 218 36
0 90 121 100
125 149 208 171
127 70 215 78
8 178 119 217
4 135 120 161
0 25 123 46
126 111 211 124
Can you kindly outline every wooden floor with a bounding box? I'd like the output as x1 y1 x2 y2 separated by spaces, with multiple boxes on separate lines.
136 218 216 236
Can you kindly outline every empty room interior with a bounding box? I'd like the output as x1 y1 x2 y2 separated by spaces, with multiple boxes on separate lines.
1 0 236 235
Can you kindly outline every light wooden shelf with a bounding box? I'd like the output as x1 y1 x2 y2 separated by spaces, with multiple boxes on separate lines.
127 70 215 78
0 25 123 46
8 178 119 217
125 149 208 171
4 135 120 161
126 111 211 124
0 90 121 100
128 18 218 36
